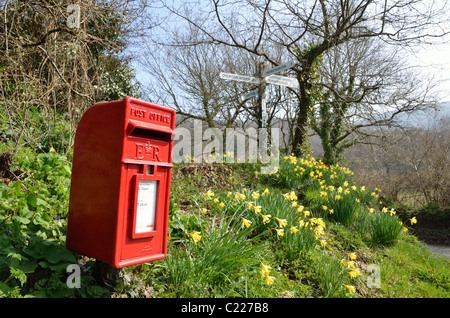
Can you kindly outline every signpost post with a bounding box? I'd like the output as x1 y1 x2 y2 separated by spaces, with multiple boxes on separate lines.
220 61 297 129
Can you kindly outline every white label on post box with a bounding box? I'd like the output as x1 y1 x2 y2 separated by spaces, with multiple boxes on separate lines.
135 180 157 234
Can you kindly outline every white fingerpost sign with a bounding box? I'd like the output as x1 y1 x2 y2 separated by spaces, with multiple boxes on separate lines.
241 88 259 101
220 61 297 129
219 72 261 84
262 61 296 77
265 75 299 88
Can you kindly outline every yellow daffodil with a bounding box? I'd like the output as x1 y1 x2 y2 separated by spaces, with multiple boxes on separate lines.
410 217 417 225
261 214 271 223
340 259 355 268
314 226 325 236
349 252 357 260
201 208 208 214
260 262 271 279
241 217 252 229
265 275 275 285
347 261 356 268
253 205 262 213
275 228 284 237
283 191 298 201
344 285 356 293
310 218 325 227
189 231 202 244
290 226 299 234
335 195 342 200
205 190 214 198
348 268 361 278
252 192 260 199
322 205 328 211
275 218 287 227
262 188 270 196
219 202 224 208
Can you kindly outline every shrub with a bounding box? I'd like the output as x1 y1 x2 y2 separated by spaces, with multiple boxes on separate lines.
161 211 264 297
313 252 347 298
369 210 404 246
324 187 362 225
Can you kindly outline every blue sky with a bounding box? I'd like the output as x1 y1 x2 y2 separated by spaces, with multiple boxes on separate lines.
131 1 450 104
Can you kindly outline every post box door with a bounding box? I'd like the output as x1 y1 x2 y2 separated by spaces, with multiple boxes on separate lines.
119 163 170 263
131 175 158 239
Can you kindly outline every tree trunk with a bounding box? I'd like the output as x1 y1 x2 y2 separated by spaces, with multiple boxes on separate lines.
292 75 312 157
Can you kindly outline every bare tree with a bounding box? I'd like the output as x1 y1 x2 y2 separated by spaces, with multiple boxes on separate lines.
140 23 290 129
0 0 153 154
311 36 438 164
140 35 249 128
346 112 450 208
150 0 450 155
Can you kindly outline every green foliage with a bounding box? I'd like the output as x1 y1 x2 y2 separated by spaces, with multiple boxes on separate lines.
168 209 209 242
324 188 362 225
157 211 264 297
277 220 318 262
1 142 448 298
0 151 73 297
0 1 142 156
369 211 404 246
98 56 142 101
0 148 113 297
313 252 347 298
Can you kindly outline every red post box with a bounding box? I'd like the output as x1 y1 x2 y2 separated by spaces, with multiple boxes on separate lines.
66 97 176 268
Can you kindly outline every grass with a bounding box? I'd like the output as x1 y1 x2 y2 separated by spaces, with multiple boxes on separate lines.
0 148 448 298
117 155 449 298
371 236 450 297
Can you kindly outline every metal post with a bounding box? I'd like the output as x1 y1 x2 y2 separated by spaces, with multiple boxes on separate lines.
257 62 267 129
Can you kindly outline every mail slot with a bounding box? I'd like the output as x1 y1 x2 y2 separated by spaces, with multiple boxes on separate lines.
66 97 176 268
